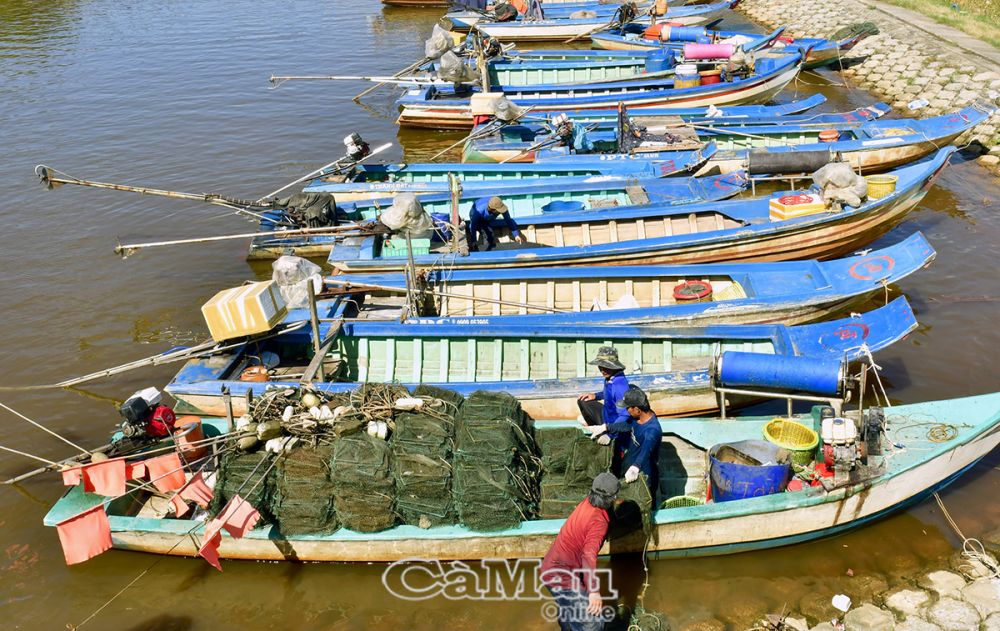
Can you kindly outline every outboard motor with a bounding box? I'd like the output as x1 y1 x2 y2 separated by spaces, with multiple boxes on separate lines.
118 387 176 440
344 132 371 162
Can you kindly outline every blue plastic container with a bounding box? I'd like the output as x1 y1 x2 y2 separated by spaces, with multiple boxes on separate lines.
663 26 707 42
716 351 845 396
644 49 674 73
709 439 791 502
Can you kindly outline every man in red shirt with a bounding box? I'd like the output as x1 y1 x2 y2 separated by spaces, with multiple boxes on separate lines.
539 472 619 630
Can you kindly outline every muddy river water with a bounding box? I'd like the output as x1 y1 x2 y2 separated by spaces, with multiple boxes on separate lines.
1 1 999 628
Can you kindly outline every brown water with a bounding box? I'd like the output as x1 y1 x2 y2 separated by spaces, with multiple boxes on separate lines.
2 1 999 629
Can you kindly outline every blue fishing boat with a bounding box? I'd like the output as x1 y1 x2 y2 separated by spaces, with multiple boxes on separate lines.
447 1 738 40
301 144 718 202
332 231 934 327
318 148 953 271
45 390 998 561
396 51 804 128
462 105 991 174
592 24 872 69
251 170 748 259
164 297 916 420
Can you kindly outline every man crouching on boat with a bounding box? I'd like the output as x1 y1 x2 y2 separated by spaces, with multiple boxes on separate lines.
615 386 662 500
578 347 631 474
465 195 526 251
540 472 619 631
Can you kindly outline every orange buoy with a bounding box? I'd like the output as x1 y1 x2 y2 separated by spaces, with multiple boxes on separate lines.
174 416 208 460
239 365 269 382
819 129 839 143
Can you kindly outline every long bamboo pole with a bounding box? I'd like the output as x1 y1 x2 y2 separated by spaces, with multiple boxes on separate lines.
114 224 367 257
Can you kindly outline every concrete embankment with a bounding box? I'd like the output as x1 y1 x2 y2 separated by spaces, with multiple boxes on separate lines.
737 0 1000 175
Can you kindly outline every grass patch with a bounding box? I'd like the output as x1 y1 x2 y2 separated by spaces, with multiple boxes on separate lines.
879 0 1000 49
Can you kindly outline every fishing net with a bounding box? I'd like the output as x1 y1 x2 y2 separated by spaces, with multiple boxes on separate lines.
453 391 541 531
536 426 611 519
211 449 276 522
269 442 338 535
611 473 655 542
391 385 462 527
331 432 397 532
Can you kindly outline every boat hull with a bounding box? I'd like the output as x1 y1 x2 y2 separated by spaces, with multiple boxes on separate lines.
396 60 802 129
56 395 1000 562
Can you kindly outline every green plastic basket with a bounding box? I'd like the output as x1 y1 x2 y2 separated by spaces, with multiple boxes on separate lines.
660 495 703 510
762 417 819 466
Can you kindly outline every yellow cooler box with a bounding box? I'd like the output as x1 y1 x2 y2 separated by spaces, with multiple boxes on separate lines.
768 193 828 222
201 281 288 342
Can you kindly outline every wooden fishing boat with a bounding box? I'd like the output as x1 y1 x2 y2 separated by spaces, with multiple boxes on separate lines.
301 144 718 202
335 231 934 326
405 31 781 88
46 389 1000 562
592 24 870 69
164 297 916 419
323 148 953 272
462 105 991 174
448 1 738 39
395 52 804 129
250 171 749 259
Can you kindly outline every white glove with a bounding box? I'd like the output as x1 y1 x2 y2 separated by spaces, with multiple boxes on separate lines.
587 424 607 438
624 465 640 483
596 434 611 446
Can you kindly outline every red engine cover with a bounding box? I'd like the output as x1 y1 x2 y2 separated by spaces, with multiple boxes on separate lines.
147 404 176 438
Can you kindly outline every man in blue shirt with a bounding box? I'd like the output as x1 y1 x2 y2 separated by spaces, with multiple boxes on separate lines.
578 346 632 475
609 386 662 500
464 196 526 252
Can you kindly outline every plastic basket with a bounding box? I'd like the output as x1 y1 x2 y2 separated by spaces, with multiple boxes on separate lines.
865 175 898 200
660 495 702 509
382 238 431 258
762 418 818 466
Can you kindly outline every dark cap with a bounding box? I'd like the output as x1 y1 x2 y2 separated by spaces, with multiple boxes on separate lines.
622 385 649 409
591 472 620 496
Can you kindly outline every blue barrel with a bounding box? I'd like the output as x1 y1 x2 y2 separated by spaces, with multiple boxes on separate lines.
663 26 707 42
716 351 845 396
709 440 791 502
644 49 674 73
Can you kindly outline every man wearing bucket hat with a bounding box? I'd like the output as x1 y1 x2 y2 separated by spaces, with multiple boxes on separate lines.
540 472 619 631
578 347 632 472
607 386 662 499
464 195 526 252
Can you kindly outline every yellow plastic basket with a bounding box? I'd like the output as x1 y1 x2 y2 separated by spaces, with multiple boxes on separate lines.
762 418 819 466
866 175 898 200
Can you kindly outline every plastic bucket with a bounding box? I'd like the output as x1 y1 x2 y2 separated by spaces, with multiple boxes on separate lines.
699 69 723 85
174 416 208 460
866 174 898 199
709 440 791 502
674 64 700 89
644 49 674 74
762 418 819 466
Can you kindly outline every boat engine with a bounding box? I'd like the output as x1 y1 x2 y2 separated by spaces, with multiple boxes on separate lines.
821 412 860 484
343 132 371 162
118 387 176 440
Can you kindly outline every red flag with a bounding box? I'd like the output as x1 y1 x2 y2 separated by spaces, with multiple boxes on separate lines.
146 453 186 493
125 461 147 481
170 494 191 519
55 504 113 565
61 466 83 487
178 472 213 509
82 460 127 497
198 528 223 572
217 494 261 538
